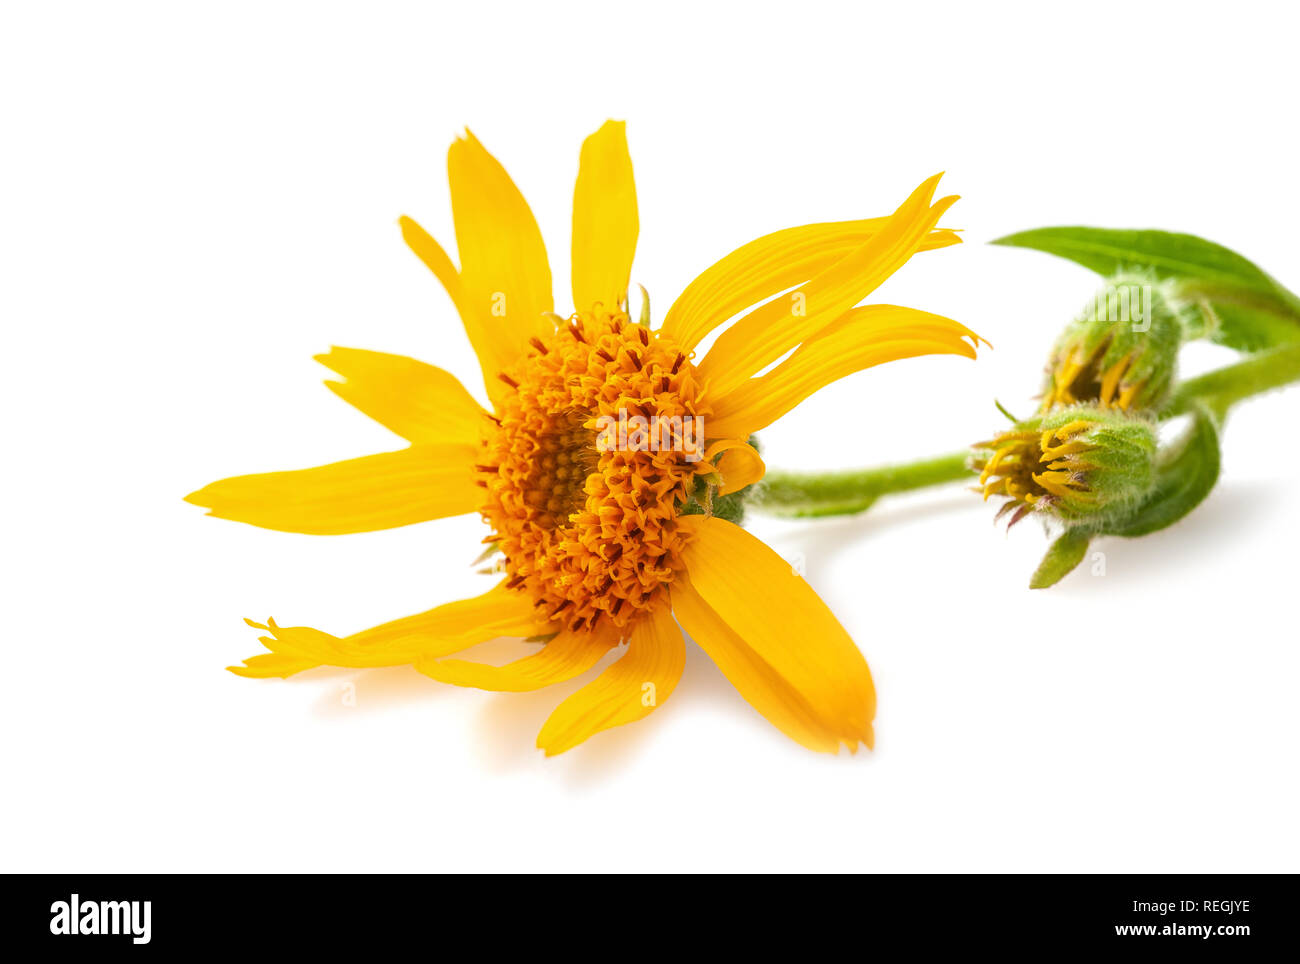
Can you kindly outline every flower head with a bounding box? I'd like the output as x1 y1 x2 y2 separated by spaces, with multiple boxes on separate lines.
482 310 706 633
186 121 981 754
1040 273 1186 414
973 405 1157 528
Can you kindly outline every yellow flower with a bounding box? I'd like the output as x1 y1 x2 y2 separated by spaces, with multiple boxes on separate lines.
186 121 980 755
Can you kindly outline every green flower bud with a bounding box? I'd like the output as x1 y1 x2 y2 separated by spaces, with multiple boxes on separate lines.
1040 273 1188 414
972 404 1157 529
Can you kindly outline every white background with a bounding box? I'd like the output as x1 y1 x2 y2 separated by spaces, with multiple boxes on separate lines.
3 2 1297 872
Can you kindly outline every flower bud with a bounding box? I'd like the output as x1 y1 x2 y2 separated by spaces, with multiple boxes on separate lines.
1040 273 1188 414
972 404 1157 529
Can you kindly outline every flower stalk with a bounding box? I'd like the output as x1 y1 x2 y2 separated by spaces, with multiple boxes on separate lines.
753 452 970 518
1163 341 1300 418
752 344 1300 518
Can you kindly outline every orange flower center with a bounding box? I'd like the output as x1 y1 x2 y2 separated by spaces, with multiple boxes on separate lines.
478 307 711 633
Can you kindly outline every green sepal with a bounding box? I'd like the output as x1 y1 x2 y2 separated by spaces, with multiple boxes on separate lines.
1029 528 1091 589
678 433 762 525
679 484 747 525
470 541 500 566
1101 403 1222 538
992 227 1300 351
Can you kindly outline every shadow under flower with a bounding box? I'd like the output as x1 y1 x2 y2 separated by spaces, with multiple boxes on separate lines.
1048 479 1282 594
472 632 820 779
310 665 438 718
470 645 660 782
268 479 1279 767
765 490 977 567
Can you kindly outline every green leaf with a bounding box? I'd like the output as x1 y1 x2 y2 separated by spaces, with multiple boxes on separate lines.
1198 303 1300 354
992 227 1300 351
1103 404 1221 538
1029 528 1091 589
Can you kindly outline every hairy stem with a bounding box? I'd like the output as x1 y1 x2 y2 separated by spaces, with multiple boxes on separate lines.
1164 342 1300 416
753 451 970 515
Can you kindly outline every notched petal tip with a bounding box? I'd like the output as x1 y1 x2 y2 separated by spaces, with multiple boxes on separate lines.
313 346 349 370
182 486 216 512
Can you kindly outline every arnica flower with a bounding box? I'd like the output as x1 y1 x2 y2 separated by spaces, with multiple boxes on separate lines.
973 405 1156 529
1040 273 1186 414
186 120 981 755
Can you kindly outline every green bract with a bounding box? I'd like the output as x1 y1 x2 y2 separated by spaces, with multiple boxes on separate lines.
972 405 1158 530
1041 273 1187 415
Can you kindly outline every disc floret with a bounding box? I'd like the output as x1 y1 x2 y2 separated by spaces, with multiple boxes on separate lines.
478 307 711 633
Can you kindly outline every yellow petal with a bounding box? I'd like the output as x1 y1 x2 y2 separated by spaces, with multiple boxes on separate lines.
184 444 480 534
697 175 957 398
446 130 554 400
708 305 980 438
228 583 548 678
398 214 470 322
399 215 514 402
414 624 616 692
702 438 767 496
571 120 638 316
671 575 843 752
536 603 684 755
227 652 320 680
661 214 960 354
673 515 875 751
315 346 488 445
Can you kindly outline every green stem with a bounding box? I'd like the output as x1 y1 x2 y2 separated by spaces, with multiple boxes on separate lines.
753 451 970 517
754 342 1300 517
1164 342 1300 416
